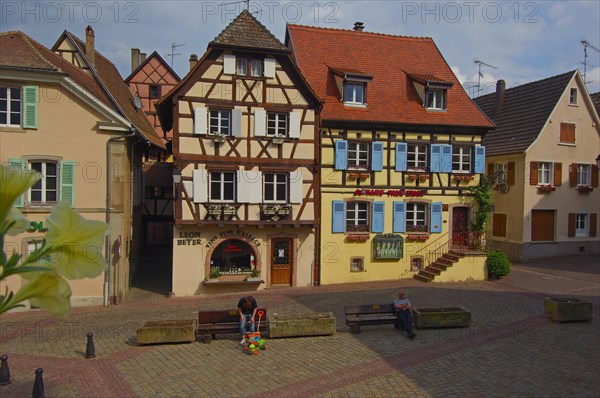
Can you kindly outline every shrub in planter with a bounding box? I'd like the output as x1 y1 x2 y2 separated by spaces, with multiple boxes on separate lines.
486 249 511 279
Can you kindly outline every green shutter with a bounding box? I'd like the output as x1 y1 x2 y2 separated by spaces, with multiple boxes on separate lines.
8 158 25 207
22 86 38 129
60 160 76 207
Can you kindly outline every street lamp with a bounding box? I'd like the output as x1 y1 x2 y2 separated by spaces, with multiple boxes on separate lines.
173 166 181 184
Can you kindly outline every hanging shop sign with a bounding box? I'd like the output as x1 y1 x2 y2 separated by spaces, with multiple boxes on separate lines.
372 234 404 259
353 189 424 197
26 221 48 233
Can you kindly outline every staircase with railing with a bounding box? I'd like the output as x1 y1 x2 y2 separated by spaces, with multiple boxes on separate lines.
413 232 486 282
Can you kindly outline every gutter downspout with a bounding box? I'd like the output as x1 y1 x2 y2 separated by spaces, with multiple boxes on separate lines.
104 128 136 306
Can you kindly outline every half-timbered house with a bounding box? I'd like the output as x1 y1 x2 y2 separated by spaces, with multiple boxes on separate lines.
287 23 494 284
156 11 321 294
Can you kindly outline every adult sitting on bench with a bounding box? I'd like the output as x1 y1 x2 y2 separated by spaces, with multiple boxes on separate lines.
393 291 417 340
237 295 258 344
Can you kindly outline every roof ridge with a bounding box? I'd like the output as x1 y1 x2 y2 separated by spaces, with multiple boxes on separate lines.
287 23 432 41
476 70 576 100
209 9 287 50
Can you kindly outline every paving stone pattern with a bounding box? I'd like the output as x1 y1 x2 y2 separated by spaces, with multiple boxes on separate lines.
1 257 598 397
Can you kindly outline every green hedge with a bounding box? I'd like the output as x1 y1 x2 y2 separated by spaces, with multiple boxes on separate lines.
486 250 511 279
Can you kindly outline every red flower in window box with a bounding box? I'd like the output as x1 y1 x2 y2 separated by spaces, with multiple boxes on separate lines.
453 175 474 181
575 185 593 193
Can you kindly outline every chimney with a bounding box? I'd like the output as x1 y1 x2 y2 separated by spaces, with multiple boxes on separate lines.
189 54 198 70
353 21 364 32
131 48 140 72
140 52 147 63
495 79 506 113
85 25 95 65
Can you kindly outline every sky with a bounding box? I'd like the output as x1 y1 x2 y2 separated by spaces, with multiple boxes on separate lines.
2 0 600 96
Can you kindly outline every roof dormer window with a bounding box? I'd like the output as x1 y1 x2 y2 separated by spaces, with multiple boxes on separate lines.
425 88 446 110
329 67 372 107
345 82 365 105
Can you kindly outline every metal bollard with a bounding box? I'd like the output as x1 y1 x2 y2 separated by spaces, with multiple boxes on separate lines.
85 332 96 359
0 355 11 385
32 368 44 398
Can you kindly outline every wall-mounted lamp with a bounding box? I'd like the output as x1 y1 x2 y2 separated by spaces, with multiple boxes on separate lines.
173 167 182 184
596 154 600 169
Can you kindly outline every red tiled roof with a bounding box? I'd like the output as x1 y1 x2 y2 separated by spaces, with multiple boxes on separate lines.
286 24 493 128
0 31 113 108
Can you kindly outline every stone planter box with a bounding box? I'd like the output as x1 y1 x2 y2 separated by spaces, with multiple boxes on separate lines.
268 312 336 338
136 319 197 345
412 307 471 329
544 297 592 322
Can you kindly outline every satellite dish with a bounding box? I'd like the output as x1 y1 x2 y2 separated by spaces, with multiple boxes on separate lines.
133 96 142 110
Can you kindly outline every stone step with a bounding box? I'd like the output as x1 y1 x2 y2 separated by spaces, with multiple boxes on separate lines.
442 253 461 262
425 266 442 275
413 273 433 283
448 250 466 258
437 258 454 266
430 261 448 270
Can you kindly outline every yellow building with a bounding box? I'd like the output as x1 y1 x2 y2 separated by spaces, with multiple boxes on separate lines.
287 23 494 284
1 29 164 309
475 72 600 261
156 11 322 295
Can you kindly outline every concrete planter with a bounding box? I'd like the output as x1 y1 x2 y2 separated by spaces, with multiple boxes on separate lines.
544 298 592 322
136 319 197 345
268 312 336 338
412 307 471 329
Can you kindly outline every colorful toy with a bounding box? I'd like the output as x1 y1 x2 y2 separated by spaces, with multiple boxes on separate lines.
244 310 267 355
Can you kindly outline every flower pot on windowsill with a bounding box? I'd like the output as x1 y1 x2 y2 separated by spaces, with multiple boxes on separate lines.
537 185 555 193
262 205 291 216
407 234 429 241
575 185 593 193
349 172 370 180
271 137 285 145
453 175 474 181
210 134 227 143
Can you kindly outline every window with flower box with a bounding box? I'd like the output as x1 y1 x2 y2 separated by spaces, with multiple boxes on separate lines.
331 200 385 234
209 109 231 136
263 173 287 203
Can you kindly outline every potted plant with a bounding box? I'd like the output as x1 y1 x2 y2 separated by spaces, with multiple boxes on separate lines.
205 268 221 283
246 269 262 282
271 135 285 144
576 185 593 193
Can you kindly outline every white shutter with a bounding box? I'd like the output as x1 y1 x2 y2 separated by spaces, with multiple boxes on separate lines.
264 58 276 78
289 112 301 139
237 170 262 203
254 109 266 137
232 108 243 137
223 54 236 75
192 169 207 203
183 181 194 200
289 170 303 204
194 107 207 135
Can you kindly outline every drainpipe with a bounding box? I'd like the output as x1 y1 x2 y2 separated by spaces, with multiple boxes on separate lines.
104 128 136 306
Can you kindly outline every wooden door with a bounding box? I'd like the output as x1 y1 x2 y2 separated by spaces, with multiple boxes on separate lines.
271 238 292 286
531 210 555 241
452 207 469 246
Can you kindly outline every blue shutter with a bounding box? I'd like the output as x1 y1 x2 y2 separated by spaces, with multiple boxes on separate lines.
442 144 453 173
371 142 383 171
430 202 443 233
8 158 25 207
371 201 385 233
393 201 406 233
334 140 347 170
474 146 486 174
332 200 345 233
430 144 442 172
22 86 38 129
60 160 76 207
395 142 407 172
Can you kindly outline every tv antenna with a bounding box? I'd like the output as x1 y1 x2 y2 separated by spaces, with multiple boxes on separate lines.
581 39 599 85
474 59 497 97
167 42 185 68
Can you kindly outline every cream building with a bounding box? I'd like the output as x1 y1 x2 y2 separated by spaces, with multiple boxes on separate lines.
475 71 600 261
156 11 322 295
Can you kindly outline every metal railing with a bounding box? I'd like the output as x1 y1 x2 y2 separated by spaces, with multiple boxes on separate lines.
415 231 486 269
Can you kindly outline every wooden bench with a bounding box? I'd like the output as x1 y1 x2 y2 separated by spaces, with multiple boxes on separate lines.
344 303 401 334
197 308 268 342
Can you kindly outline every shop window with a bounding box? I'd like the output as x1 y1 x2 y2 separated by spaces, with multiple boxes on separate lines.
210 239 254 275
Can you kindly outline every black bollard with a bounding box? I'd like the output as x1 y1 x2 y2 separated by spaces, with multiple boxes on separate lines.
32 368 44 398
0 354 11 386
85 332 96 359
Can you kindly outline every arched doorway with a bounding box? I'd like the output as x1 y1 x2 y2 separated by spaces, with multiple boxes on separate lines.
210 239 256 275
